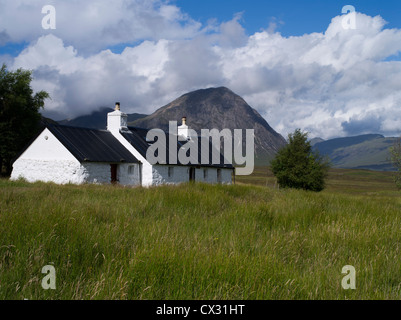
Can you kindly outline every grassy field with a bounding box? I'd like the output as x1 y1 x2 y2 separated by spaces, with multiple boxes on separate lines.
237 167 399 196
0 168 401 300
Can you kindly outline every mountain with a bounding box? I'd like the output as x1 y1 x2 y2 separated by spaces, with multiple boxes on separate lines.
129 87 287 164
58 107 147 130
41 116 58 126
310 137 325 146
313 134 397 171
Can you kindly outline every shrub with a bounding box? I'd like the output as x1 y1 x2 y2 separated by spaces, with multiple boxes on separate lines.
270 129 330 192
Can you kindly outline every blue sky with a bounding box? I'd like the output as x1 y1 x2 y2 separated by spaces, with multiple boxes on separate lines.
3 1 401 57
1 0 401 139
174 0 401 36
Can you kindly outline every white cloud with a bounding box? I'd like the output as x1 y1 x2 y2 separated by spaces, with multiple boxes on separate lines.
218 12 401 138
3 7 401 139
13 35 82 74
218 13 248 48
0 0 202 53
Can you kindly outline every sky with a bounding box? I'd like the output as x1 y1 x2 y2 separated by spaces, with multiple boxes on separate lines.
1 0 401 139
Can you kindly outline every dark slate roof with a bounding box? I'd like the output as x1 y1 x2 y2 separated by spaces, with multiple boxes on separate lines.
47 124 139 163
122 126 234 169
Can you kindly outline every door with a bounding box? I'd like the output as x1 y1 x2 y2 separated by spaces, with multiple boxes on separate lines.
111 164 118 184
189 167 195 182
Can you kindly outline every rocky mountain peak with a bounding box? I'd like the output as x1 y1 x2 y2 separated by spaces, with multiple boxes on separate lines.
130 87 287 163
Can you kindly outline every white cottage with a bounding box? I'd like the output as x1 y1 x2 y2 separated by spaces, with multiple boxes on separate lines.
11 103 234 186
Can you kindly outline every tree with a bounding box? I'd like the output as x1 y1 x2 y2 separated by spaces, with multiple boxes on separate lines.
0 64 49 176
389 138 401 189
270 129 330 192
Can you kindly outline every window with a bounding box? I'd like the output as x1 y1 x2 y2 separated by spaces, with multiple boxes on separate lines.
203 168 208 180
168 167 174 178
217 169 222 183
189 167 195 182
128 165 135 175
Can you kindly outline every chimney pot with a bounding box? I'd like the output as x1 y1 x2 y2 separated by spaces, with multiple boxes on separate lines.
108 102 127 131
178 116 190 140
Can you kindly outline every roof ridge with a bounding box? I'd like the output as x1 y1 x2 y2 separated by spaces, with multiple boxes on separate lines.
47 123 109 132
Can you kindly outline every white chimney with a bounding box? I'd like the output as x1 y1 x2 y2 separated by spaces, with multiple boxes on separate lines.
178 116 189 140
107 102 128 132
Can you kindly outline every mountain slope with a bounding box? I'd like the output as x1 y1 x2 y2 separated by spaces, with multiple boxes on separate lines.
313 134 397 171
310 137 325 146
58 107 147 130
130 87 287 164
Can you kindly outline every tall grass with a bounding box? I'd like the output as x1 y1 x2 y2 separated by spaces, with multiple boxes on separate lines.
0 176 400 300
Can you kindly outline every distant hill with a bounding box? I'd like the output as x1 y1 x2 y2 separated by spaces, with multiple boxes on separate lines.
40 116 58 126
313 134 398 171
130 87 287 165
58 107 147 130
310 137 325 146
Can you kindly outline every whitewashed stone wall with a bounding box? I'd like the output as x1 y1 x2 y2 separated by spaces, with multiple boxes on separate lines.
11 158 86 184
118 163 142 186
80 163 141 185
152 165 188 185
195 167 233 184
151 165 233 185
81 163 111 184
220 168 233 184
196 167 215 183
11 160 142 185
81 163 141 185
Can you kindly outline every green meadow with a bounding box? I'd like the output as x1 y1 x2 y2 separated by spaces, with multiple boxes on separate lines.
0 168 400 300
